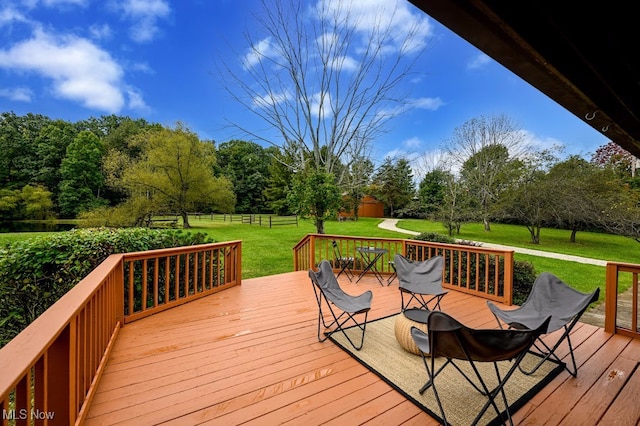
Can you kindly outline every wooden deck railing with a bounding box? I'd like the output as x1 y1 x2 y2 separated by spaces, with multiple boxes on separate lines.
0 241 241 425
605 261 640 338
293 234 514 305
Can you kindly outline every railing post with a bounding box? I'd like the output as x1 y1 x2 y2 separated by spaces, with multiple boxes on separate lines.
503 251 514 306
309 235 316 270
236 242 242 285
47 325 72 424
605 263 618 333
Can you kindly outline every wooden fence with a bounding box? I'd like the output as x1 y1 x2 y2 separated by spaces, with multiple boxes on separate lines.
293 234 514 305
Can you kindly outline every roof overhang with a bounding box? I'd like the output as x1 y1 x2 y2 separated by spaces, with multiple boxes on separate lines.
409 0 640 158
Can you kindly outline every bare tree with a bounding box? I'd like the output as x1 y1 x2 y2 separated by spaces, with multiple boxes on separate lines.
444 114 531 231
220 0 430 232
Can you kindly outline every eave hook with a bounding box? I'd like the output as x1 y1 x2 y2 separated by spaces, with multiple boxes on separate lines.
602 124 610 132
585 110 598 121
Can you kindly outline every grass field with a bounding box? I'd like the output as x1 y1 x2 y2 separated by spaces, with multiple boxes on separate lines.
2 216 638 296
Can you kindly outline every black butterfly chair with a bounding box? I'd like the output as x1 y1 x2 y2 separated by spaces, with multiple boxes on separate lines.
487 272 600 377
309 260 372 350
395 254 447 311
411 311 551 426
332 240 354 281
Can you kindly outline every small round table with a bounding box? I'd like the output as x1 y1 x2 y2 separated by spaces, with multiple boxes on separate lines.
394 308 430 355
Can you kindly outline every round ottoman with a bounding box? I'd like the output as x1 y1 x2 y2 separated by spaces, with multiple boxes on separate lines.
394 310 429 355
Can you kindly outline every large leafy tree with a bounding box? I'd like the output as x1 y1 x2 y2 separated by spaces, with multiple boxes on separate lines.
223 0 430 232
58 130 106 217
500 150 557 244
120 124 235 228
263 147 295 215
287 169 341 234
446 114 530 231
217 140 271 213
0 112 52 189
418 168 448 217
370 157 416 218
33 120 77 208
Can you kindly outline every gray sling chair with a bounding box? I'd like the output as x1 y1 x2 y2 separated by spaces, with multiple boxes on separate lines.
394 253 447 312
331 240 354 281
309 260 373 350
486 272 600 377
411 311 551 426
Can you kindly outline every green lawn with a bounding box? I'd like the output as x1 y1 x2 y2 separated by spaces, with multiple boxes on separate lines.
2 216 637 297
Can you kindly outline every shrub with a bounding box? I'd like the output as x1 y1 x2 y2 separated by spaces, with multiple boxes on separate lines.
0 227 213 347
412 232 455 244
512 260 537 305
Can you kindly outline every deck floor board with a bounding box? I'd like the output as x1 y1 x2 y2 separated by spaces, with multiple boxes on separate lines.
85 271 638 425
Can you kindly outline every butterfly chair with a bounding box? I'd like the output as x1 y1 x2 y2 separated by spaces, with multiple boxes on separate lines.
309 260 373 350
332 240 354 281
395 254 447 312
411 311 551 426
487 272 600 377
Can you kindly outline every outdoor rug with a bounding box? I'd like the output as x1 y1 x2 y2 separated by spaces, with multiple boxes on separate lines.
328 314 565 426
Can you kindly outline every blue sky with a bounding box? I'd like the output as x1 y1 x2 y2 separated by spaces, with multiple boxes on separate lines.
0 0 610 173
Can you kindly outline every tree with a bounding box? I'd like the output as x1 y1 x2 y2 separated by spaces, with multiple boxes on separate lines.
263 147 295 215
546 156 610 242
58 130 106 217
217 140 271 213
591 141 638 178
33 121 77 209
287 169 341 234
446 114 530 231
418 168 448 217
500 151 557 244
223 0 429 232
370 157 415 218
20 185 53 220
436 171 474 235
120 124 235 228
0 112 52 189
341 156 374 220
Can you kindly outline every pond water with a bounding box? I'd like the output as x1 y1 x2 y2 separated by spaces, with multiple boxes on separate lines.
0 221 78 233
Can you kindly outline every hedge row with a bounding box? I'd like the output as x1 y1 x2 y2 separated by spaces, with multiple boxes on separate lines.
0 227 213 347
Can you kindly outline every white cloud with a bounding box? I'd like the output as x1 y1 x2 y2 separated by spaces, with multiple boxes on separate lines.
411 97 444 111
403 136 422 150
114 0 170 43
0 86 33 102
467 53 491 70
316 0 433 54
89 23 112 40
0 29 125 113
243 37 274 70
126 86 149 111
0 6 30 27
41 0 88 6
252 90 291 109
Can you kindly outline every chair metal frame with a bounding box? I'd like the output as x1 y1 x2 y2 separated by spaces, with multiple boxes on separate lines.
331 240 354 281
487 272 600 377
309 260 372 350
411 311 551 426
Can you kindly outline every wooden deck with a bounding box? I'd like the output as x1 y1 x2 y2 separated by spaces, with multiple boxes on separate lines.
84 272 640 425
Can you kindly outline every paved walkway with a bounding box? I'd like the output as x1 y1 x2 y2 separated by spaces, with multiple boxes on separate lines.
378 218 606 266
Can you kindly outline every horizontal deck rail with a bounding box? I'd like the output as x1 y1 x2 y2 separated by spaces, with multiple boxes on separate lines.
293 234 514 305
0 241 241 425
605 261 640 338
